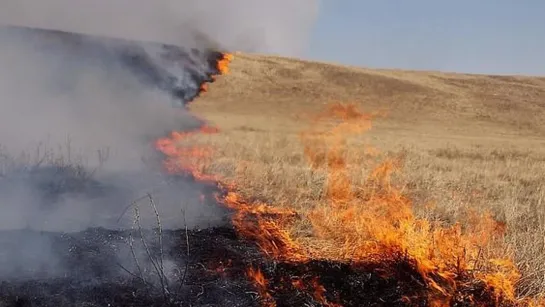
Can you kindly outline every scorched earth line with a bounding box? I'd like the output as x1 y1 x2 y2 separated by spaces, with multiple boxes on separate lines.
155 53 540 306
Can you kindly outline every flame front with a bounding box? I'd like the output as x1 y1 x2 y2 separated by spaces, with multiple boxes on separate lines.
155 125 219 182
217 53 233 74
223 103 520 305
154 52 542 306
154 53 231 181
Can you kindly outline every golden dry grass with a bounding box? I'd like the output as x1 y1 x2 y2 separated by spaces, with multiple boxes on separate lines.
190 53 545 298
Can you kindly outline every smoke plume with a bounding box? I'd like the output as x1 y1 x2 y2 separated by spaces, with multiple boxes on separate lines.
0 1 319 286
0 0 320 56
0 26 223 232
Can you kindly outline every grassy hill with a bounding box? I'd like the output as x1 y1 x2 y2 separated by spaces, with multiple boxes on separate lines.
191 53 545 297
197 53 545 135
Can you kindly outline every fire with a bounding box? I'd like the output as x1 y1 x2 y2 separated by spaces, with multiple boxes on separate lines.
217 53 234 74
300 104 522 304
154 53 232 181
312 278 343 307
154 51 541 305
221 191 305 261
155 125 219 182
216 103 520 305
247 267 275 307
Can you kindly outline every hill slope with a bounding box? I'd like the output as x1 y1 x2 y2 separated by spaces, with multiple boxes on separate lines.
196 52 545 137
189 53 545 299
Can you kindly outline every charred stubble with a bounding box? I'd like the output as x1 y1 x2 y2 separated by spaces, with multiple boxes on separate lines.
0 25 236 306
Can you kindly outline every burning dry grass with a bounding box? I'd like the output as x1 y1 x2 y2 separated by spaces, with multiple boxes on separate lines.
179 118 545 304
160 53 545 305
164 117 545 301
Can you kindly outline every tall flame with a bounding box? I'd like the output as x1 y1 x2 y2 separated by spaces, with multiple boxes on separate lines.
154 52 545 306
215 103 521 305
300 104 518 300
217 53 234 74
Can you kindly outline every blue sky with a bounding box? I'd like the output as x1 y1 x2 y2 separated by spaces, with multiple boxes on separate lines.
307 1 545 75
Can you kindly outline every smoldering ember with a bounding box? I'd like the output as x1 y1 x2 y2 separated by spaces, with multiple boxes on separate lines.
0 25 528 307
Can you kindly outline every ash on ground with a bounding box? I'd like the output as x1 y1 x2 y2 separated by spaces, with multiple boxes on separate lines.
0 227 261 307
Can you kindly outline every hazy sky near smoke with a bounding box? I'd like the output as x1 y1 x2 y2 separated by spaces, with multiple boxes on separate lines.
0 0 321 162
0 0 320 57
0 0 319 275
4 0 543 76
308 0 545 75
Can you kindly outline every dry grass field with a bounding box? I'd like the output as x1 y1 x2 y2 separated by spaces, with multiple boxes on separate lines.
189 53 545 298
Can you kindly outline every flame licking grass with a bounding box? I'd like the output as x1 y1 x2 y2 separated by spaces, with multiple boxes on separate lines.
299 104 520 302
247 267 276 307
217 53 234 74
215 103 520 305
154 52 533 305
221 192 305 261
155 125 219 182
155 53 233 181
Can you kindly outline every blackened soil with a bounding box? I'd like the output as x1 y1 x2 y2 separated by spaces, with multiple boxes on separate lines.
0 227 261 307
0 227 507 307
259 259 503 307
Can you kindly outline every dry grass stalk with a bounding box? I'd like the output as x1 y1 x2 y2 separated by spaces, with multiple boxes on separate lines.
189 53 545 299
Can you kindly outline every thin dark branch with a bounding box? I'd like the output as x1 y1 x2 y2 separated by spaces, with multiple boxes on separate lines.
134 206 170 301
115 261 154 290
179 203 191 292
148 193 165 281
128 224 146 285
116 194 150 223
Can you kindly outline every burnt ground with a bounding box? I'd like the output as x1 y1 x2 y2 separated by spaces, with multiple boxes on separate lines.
0 227 260 307
0 224 504 307
0 143 507 307
0 167 506 306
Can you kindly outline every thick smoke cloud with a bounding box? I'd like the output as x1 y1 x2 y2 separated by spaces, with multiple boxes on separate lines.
0 0 321 57
0 0 320 282
0 0 320 231
0 27 225 233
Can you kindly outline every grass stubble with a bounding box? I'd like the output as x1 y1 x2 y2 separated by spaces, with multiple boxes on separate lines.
187 53 545 302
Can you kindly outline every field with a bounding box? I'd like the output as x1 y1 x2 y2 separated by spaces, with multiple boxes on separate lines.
187 53 545 299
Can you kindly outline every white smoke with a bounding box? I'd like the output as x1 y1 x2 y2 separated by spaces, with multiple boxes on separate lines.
0 0 321 57
0 0 320 283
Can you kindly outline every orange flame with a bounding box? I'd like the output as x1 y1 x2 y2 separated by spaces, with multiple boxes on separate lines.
154 51 533 305
298 103 519 304
155 125 219 182
217 53 234 75
223 103 522 305
247 267 276 307
154 53 232 179
221 191 306 261
310 277 342 307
